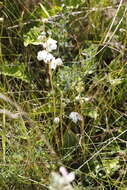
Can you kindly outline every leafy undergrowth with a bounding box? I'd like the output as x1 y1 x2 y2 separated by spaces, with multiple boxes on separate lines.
0 0 127 189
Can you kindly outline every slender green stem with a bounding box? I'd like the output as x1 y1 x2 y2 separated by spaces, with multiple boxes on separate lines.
48 64 56 117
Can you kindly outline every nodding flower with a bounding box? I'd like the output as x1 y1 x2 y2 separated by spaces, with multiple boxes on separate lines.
37 50 54 62
42 38 57 52
37 35 63 70
59 166 75 183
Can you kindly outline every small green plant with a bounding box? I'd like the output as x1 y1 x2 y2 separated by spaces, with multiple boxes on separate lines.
0 0 127 189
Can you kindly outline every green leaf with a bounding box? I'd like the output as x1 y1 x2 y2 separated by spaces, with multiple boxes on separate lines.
64 130 78 148
102 158 120 175
108 74 123 86
49 6 63 16
0 62 29 83
39 3 50 18
87 109 98 119
23 26 44 47
83 108 98 119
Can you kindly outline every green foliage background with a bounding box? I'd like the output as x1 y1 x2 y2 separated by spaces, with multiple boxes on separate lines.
0 0 127 189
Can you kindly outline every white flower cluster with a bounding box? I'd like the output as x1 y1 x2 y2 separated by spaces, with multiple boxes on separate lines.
69 112 82 124
37 34 63 70
49 166 75 190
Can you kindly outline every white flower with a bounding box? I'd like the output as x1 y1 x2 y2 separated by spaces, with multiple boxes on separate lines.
75 95 80 101
55 58 63 66
83 96 91 102
50 57 63 70
49 167 75 190
69 112 82 123
43 38 57 52
37 50 54 63
37 32 46 41
50 57 57 70
59 166 75 183
0 18 4 22
54 117 60 124
40 31 46 36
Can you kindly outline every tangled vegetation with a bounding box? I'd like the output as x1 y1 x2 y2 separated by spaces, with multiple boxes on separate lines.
0 0 127 189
